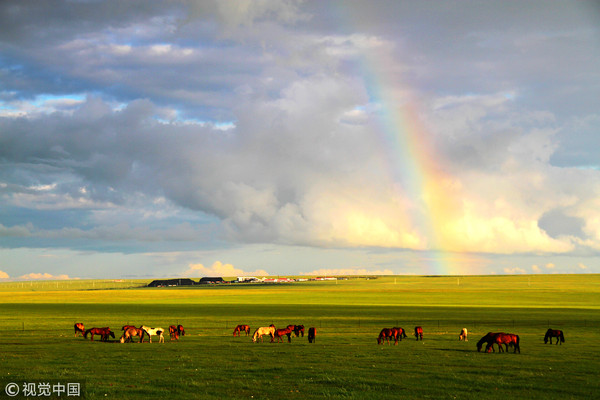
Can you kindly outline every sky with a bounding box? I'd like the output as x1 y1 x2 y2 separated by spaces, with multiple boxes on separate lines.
1 0 599 280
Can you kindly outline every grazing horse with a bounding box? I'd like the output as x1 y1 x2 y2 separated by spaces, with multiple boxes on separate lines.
477 332 503 352
390 327 407 344
285 324 304 337
377 328 394 345
459 328 468 341
308 327 316 343
233 325 251 337
120 327 145 343
544 329 565 345
121 325 137 331
84 327 114 342
494 333 520 353
169 325 186 341
287 324 304 337
414 326 423 341
252 325 276 343
273 327 293 343
74 323 85 337
141 326 165 343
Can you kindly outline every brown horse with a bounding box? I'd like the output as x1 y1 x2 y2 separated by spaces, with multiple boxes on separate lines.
122 325 137 331
169 325 186 341
233 325 251 337
544 329 565 345
377 328 394 345
286 324 304 337
74 323 85 337
390 327 407 344
494 333 520 353
459 328 468 341
119 327 145 343
308 327 316 343
477 332 503 352
252 325 276 343
84 327 114 341
273 327 293 343
414 326 423 341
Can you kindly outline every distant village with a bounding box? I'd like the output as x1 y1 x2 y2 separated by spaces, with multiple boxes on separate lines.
147 276 341 287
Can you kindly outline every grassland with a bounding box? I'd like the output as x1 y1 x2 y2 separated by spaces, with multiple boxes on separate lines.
0 275 598 399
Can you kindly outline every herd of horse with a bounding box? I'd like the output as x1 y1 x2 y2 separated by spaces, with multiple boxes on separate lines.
377 326 423 345
75 322 565 352
238 324 317 343
75 323 185 343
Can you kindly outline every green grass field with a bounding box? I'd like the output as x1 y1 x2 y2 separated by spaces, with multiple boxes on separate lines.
0 275 599 399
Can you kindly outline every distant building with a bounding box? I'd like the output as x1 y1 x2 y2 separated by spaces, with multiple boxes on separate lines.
237 276 259 283
198 277 224 284
147 278 196 287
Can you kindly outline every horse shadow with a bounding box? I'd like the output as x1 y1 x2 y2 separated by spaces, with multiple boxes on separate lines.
431 347 473 353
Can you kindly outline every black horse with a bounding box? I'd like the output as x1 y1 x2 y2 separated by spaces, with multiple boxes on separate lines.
544 329 565 345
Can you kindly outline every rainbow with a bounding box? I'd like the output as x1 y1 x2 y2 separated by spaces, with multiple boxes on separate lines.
358 47 471 275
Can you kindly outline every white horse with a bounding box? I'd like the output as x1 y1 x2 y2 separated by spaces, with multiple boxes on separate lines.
459 328 468 341
252 325 276 343
141 325 165 343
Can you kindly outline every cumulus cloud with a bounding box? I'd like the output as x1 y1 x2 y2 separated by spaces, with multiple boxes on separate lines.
19 272 73 280
531 265 541 273
301 268 394 276
184 261 269 277
0 270 9 279
503 267 527 275
0 0 599 277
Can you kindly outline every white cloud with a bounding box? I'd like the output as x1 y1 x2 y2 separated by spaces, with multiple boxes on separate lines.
0 270 9 279
184 261 269 278
19 272 73 280
503 267 527 274
531 265 541 273
545 263 556 269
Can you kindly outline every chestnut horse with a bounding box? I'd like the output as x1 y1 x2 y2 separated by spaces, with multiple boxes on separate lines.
377 328 394 345
169 325 186 341
477 332 503 352
287 324 304 337
459 328 468 341
122 325 137 331
544 329 565 345
233 325 251 337
273 327 293 343
390 327 407 344
74 323 85 337
84 327 114 341
308 327 316 343
120 327 145 343
414 326 423 341
252 325 275 343
494 333 520 353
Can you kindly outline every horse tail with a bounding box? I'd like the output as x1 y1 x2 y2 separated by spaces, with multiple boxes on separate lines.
560 331 565 343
